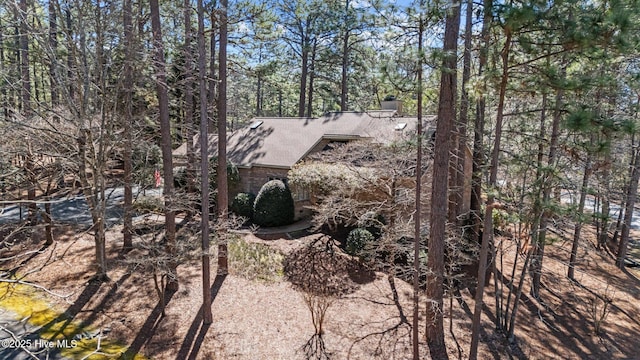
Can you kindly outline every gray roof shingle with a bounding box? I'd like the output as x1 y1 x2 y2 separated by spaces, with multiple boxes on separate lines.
174 111 434 169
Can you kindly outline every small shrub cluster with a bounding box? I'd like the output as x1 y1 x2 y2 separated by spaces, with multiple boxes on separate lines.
345 228 374 257
230 192 256 219
253 180 295 227
340 213 386 260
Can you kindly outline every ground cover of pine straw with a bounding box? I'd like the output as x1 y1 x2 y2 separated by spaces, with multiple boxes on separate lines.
1 222 639 359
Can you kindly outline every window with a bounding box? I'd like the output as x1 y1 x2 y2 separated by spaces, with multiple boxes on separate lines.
292 184 311 201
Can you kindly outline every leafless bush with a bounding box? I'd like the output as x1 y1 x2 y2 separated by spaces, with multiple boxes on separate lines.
588 285 614 335
121 218 200 315
284 237 374 359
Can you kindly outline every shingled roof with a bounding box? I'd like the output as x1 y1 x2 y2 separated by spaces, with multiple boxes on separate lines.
174 110 433 169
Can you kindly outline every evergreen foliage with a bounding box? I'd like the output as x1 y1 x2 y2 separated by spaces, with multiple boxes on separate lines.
230 192 256 219
253 180 295 227
345 228 374 258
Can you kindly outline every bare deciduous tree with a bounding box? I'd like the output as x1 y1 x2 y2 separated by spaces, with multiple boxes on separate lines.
150 0 178 290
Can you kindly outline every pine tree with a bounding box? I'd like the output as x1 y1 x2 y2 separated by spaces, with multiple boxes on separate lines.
427 2 460 359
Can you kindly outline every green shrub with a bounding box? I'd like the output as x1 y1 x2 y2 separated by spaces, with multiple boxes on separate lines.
230 192 256 219
346 228 374 257
253 180 295 227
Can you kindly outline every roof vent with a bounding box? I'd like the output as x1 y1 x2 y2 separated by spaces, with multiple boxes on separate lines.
250 120 263 129
381 98 403 115
395 122 407 130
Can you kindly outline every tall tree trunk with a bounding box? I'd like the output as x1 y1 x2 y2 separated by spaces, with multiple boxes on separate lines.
306 39 317 118
14 12 20 115
96 0 109 281
454 0 473 220
339 0 350 111
44 200 54 245
122 0 134 251
469 0 492 244
597 104 615 249
19 0 31 117
65 5 74 101
25 146 37 225
412 13 424 360
256 47 263 116
184 0 197 197
530 66 565 299
77 130 108 280
0 16 7 120
150 0 178 291
427 3 460 360
18 0 37 224
209 2 217 133
471 13 514 360
197 0 213 324
298 38 308 118
78 2 89 116
611 196 625 246
617 139 640 268
31 55 40 104
448 0 472 224
49 0 59 107
94 2 104 112
525 53 548 293
137 0 145 37
217 0 229 274
568 153 592 279
597 190 611 249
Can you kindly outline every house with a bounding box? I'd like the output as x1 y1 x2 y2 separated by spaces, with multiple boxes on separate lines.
173 109 443 220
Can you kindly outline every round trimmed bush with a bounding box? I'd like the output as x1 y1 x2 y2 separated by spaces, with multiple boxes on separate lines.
253 180 295 227
230 192 256 219
346 228 374 257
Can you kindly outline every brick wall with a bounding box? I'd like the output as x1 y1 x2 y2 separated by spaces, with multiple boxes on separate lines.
237 166 310 221
242 166 289 194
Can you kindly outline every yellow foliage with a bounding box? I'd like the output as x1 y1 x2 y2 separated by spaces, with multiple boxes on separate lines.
0 281 147 359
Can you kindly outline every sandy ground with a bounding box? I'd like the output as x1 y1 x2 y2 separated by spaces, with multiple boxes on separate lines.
1 222 639 359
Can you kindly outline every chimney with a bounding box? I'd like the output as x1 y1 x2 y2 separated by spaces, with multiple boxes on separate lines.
380 95 403 115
